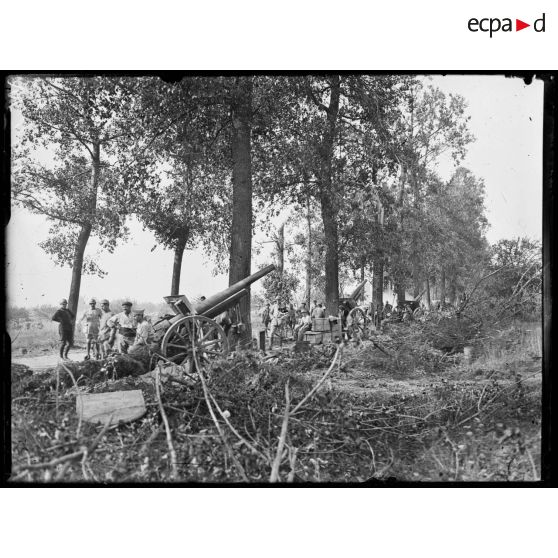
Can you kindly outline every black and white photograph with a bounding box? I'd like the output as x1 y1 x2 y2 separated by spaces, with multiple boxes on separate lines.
5 73 546 484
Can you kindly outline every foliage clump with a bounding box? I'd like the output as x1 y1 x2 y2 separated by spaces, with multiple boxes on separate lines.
10 331 541 483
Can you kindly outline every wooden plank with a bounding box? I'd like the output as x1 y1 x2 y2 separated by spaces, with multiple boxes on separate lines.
76 390 146 426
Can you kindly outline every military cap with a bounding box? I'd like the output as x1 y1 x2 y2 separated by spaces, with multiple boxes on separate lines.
133 309 144 315
89 298 96 304
100 299 109 304
122 301 132 307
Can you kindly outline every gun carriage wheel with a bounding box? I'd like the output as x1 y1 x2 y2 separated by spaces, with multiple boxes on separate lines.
161 315 229 368
347 307 368 338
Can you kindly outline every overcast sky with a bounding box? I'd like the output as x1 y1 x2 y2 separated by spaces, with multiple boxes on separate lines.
7 75 544 308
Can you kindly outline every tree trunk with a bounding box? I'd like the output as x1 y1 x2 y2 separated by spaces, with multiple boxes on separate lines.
413 278 421 298
305 196 312 307
395 283 406 306
372 258 384 308
317 76 341 316
449 274 457 306
68 143 100 337
440 268 446 304
228 77 253 344
170 236 187 295
276 223 285 276
321 196 340 315
68 223 92 333
424 276 431 309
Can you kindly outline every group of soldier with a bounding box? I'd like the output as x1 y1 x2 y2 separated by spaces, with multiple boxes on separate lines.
51 298 154 360
257 297 423 349
260 298 331 348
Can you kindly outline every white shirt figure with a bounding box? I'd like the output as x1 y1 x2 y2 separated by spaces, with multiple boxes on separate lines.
107 311 136 333
135 320 154 345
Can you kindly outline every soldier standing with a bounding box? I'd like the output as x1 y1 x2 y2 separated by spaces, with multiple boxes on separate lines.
287 302 297 338
80 298 103 360
51 298 75 360
107 301 137 354
261 303 271 336
98 299 115 358
269 298 289 349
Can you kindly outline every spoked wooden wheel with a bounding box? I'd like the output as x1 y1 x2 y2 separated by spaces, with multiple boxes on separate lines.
161 315 229 369
348 307 368 338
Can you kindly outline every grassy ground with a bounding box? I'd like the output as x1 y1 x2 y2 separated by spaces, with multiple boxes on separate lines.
9 318 541 483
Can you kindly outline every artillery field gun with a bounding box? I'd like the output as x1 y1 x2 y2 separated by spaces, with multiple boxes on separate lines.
152 264 275 368
339 280 369 337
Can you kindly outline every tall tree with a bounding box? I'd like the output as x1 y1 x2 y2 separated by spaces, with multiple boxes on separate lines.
11 76 147 326
228 76 254 342
254 76 405 314
388 82 474 302
306 75 342 315
132 77 232 295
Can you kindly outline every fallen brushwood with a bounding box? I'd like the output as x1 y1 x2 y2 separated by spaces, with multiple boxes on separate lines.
11 416 113 481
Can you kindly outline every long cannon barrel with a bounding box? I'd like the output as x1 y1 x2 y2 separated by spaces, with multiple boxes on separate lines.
349 279 367 301
201 289 248 319
193 264 276 316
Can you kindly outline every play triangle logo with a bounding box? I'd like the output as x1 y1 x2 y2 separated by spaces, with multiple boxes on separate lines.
468 13 545 37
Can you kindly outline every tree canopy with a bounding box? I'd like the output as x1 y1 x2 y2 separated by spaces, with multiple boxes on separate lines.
10 74 522 334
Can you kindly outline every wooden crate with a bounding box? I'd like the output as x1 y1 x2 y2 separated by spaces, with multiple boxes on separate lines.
312 317 330 332
323 324 343 344
304 331 323 344
330 322 342 337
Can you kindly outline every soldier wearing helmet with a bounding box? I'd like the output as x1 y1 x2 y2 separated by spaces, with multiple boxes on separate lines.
128 309 156 357
106 301 137 354
98 299 115 358
51 298 75 360
79 298 103 360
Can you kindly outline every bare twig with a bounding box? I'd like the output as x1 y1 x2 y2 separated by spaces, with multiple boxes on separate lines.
81 448 90 481
193 351 249 481
270 380 290 483
287 445 299 483
459 265 508 313
290 345 342 415
55 365 60 421
363 438 377 477
207 390 267 460
155 365 179 481
60 362 83 438
13 417 112 479
526 450 539 481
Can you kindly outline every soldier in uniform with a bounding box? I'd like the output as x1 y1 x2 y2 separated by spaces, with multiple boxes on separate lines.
107 301 137 354
269 298 289 349
79 298 103 360
294 308 312 341
315 303 326 318
287 303 297 338
98 299 115 358
129 309 156 357
261 302 271 336
51 298 75 360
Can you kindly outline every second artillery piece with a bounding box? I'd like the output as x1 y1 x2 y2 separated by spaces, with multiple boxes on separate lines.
339 280 369 337
152 264 276 368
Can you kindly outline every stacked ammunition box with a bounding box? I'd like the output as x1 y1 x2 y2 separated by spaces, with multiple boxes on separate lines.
304 317 343 344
